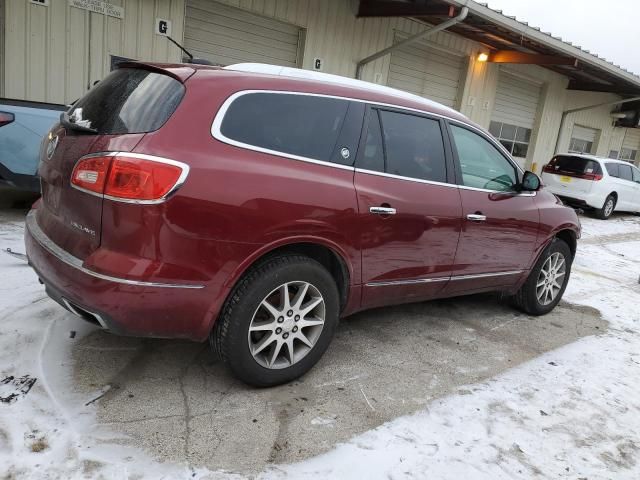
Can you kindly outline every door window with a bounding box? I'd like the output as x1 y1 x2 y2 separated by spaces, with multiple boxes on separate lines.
450 124 518 192
378 110 447 183
632 166 640 183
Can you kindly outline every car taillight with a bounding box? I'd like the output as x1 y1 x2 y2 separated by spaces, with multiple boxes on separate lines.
542 164 555 173
0 112 15 127
582 172 603 181
71 153 188 203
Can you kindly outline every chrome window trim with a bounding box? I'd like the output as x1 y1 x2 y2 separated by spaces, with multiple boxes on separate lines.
210 89 525 178
70 152 190 205
365 270 524 287
26 211 204 289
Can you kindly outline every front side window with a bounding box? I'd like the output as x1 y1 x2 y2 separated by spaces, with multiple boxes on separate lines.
489 121 532 158
358 111 385 172
220 93 350 163
378 110 447 183
450 124 518 192
632 166 640 183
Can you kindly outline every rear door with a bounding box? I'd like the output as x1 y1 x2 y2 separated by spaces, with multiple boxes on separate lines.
37 67 185 260
615 163 638 210
632 166 640 209
443 122 539 293
355 107 462 308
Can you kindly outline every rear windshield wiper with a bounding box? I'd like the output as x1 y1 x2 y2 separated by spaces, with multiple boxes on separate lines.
59 111 98 134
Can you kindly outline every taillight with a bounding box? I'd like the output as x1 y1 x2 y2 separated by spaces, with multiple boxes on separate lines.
71 153 188 203
0 112 15 127
542 164 555 173
582 173 603 181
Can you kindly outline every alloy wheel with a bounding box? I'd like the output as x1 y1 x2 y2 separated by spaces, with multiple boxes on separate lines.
536 252 566 306
604 198 615 217
248 281 325 369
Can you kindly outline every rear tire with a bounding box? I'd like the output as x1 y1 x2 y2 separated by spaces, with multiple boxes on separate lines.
211 254 340 387
511 238 572 316
595 194 616 220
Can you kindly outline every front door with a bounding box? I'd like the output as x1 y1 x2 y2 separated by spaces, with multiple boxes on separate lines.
355 107 462 309
444 123 539 294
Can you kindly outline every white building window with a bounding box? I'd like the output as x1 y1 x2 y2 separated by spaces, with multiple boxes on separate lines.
568 138 593 154
620 148 637 161
489 121 532 158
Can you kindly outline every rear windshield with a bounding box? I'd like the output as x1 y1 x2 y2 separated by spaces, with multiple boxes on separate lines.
547 155 602 175
67 68 184 134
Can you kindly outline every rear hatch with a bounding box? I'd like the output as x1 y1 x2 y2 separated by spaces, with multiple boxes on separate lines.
541 155 602 196
37 66 187 260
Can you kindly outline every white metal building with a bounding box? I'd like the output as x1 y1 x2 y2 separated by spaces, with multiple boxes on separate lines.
3 0 640 170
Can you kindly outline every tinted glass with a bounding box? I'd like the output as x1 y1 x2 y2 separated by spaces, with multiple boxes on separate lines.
632 166 640 182
221 93 350 162
619 164 633 181
379 111 446 183
548 156 602 175
450 125 517 191
358 110 384 172
68 68 184 134
605 163 620 177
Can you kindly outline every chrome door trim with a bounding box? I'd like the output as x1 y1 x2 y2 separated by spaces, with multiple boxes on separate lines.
26 211 205 289
366 277 450 287
449 270 524 281
466 213 487 221
210 89 524 177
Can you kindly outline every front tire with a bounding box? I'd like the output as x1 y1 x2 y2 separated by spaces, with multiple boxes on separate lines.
512 238 572 316
595 194 616 220
211 254 340 387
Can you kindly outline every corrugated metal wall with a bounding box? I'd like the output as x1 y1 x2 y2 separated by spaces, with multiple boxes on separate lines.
4 0 185 104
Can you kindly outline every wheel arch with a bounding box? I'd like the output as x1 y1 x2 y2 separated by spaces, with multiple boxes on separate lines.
554 228 577 259
224 238 354 313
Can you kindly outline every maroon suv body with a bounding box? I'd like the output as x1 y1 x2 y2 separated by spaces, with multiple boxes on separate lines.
25 62 580 386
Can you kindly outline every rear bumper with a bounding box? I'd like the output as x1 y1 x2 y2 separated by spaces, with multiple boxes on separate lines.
25 210 214 341
544 186 602 209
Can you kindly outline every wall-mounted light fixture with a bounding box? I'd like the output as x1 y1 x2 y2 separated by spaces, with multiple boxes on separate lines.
477 53 489 62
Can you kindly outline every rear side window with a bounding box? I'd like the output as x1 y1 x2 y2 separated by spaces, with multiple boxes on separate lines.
605 163 620 177
359 110 385 172
618 164 633 181
378 110 447 183
220 92 352 163
548 156 602 175
67 68 184 134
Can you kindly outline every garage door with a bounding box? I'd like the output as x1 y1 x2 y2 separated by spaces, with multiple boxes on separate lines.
489 71 542 164
388 34 465 108
569 125 599 154
621 128 640 163
184 0 303 67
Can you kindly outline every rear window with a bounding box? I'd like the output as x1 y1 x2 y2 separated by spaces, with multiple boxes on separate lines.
547 155 602 175
219 92 352 163
67 68 184 134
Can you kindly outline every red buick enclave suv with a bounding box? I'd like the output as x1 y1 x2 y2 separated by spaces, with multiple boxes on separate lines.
25 62 580 386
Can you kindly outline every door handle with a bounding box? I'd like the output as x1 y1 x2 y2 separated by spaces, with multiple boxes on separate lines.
466 213 487 222
370 206 397 215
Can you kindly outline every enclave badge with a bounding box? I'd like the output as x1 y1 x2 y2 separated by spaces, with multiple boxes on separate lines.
46 132 59 160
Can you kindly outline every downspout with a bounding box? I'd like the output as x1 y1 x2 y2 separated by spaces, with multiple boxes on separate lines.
554 95 640 154
355 6 469 80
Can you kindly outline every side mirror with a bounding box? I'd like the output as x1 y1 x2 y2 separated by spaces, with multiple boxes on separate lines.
521 171 541 191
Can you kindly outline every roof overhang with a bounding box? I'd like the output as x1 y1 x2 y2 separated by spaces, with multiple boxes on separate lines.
356 0 640 95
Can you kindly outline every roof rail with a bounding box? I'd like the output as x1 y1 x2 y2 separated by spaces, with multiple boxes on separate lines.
222 63 459 115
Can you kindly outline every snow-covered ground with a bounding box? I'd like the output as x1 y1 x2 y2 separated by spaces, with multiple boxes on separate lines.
1 211 639 479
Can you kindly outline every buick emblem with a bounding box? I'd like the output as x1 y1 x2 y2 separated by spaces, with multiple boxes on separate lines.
46 133 59 160
340 147 350 160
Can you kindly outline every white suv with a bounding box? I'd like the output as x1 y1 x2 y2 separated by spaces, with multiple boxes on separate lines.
541 154 640 219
